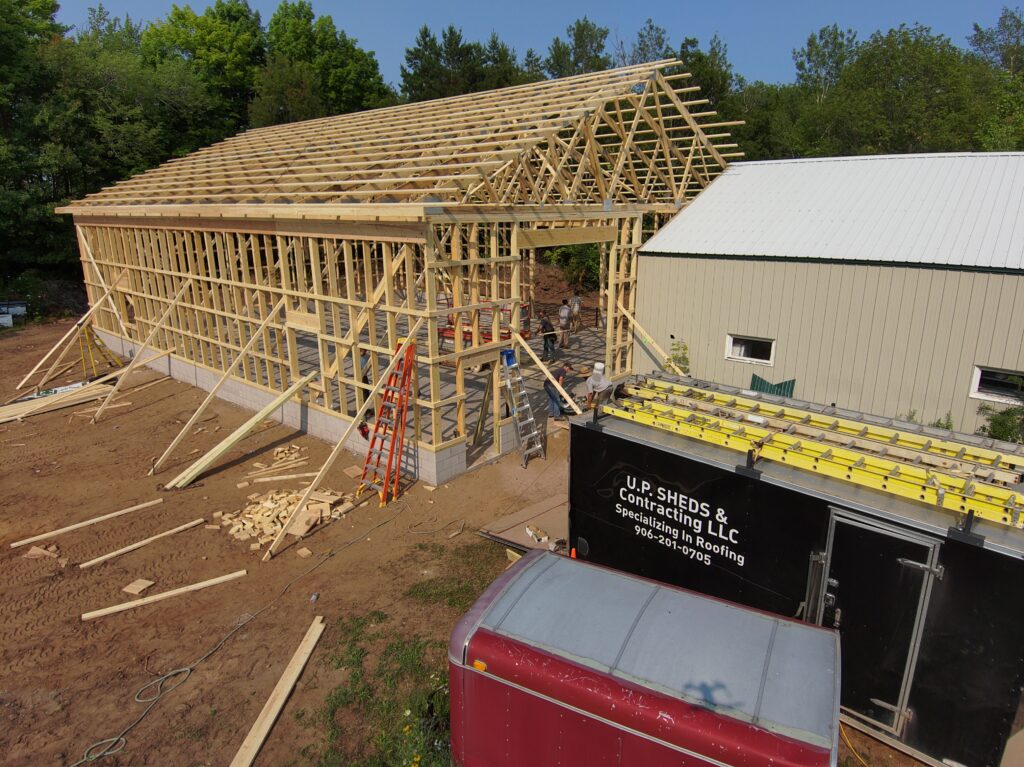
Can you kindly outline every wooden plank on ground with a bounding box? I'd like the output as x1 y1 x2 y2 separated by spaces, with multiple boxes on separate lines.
228 616 325 767
10 498 164 549
81 570 247 621
78 518 205 569
252 473 319 484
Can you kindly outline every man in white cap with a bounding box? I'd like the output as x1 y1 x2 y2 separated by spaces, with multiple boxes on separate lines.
585 362 613 409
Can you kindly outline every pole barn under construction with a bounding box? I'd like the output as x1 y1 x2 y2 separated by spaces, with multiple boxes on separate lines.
56 61 741 483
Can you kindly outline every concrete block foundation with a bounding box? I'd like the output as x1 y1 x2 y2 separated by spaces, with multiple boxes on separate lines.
95 330 484 484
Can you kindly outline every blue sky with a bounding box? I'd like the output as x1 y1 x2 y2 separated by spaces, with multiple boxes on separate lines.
55 0 1011 87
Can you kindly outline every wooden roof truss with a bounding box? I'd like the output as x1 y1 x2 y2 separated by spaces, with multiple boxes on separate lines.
65 62 741 211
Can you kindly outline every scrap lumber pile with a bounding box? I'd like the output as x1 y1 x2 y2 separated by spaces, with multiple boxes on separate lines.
218 487 353 549
0 382 115 424
237 444 313 487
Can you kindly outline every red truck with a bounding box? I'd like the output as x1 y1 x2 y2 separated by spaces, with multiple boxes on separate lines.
449 551 840 767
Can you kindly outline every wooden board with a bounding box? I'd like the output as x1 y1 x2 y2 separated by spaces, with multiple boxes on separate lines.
81 570 247 621
10 498 164 549
122 579 154 596
228 616 325 767
78 518 204 569
166 371 318 488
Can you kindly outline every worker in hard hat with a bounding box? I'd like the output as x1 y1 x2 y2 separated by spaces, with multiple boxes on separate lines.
585 362 613 409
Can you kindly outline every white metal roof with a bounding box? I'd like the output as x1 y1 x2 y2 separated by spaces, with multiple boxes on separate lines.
477 553 840 749
641 153 1024 270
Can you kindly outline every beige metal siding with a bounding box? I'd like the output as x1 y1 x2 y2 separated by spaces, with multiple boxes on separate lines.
635 256 1024 434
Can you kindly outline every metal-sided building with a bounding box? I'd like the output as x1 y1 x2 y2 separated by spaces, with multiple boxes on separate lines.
635 153 1024 434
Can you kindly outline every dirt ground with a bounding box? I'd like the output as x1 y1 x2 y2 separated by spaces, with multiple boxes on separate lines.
0 321 916 766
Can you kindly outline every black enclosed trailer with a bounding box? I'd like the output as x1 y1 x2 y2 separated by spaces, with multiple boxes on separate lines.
568 376 1024 767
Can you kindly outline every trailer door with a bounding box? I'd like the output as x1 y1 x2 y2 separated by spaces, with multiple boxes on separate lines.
817 510 940 737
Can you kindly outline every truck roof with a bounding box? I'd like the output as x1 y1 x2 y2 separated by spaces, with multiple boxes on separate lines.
460 551 840 752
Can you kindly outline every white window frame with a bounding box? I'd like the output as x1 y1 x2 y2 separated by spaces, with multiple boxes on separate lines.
969 365 1024 405
725 333 776 366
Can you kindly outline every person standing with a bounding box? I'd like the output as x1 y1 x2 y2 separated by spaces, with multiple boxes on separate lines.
538 311 557 361
557 299 571 349
544 362 573 421
585 362 613 409
569 290 582 332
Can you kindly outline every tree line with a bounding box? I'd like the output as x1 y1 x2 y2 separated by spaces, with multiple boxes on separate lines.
1 1 1022 280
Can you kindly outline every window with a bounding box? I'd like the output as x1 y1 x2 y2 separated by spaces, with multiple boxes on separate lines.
726 334 775 365
971 366 1024 404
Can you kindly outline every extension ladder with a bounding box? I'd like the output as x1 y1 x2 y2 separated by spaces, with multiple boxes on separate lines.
604 377 1024 529
500 349 545 468
79 325 122 379
358 341 416 506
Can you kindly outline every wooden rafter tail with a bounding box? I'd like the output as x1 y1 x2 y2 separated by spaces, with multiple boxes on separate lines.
92 278 192 423
165 370 319 489
263 319 425 561
150 295 287 475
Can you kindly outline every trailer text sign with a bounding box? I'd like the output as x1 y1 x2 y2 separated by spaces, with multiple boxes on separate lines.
615 473 745 568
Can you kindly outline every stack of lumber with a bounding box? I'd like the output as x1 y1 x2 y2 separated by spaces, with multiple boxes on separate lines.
237 445 311 488
219 487 352 549
250 445 306 474
0 382 115 424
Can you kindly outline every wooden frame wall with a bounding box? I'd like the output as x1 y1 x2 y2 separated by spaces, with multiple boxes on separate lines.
64 60 741 458
77 207 643 454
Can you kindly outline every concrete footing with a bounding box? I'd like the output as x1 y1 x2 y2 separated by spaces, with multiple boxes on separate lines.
94 330 481 485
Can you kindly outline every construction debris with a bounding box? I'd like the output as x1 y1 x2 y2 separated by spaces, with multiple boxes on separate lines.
123 579 154 596
217 487 351 550
23 545 58 560
526 525 549 543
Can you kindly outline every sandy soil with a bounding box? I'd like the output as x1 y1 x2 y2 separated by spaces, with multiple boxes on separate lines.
0 321 918 766
0 321 569 766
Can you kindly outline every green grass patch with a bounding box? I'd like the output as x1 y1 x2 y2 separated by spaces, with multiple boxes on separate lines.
316 610 450 767
310 541 507 766
405 539 507 612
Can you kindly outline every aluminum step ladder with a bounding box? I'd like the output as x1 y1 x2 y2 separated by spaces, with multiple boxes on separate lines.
500 349 545 468
358 341 416 506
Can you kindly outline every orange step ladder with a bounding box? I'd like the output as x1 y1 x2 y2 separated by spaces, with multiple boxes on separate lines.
358 341 416 506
